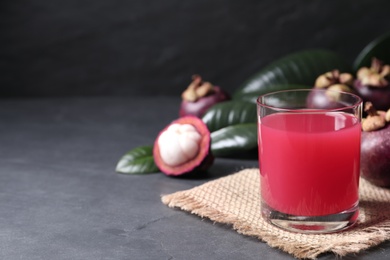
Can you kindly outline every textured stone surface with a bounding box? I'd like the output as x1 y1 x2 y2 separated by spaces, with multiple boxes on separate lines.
0 0 389 96
0 96 389 259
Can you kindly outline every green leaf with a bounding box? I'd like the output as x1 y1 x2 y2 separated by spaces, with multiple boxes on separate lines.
210 123 257 157
353 31 390 71
202 100 257 132
116 145 159 175
233 49 351 99
235 84 311 103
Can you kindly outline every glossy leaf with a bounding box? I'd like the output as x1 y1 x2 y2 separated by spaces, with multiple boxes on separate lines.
202 101 257 132
236 84 311 103
210 123 257 157
233 49 351 99
116 145 159 174
353 31 390 71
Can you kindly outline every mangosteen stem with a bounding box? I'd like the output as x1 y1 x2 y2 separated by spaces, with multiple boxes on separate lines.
331 70 340 80
182 75 215 102
362 102 387 132
386 109 390 122
191 74 203 85
364 102 378 117
323 70 339 85
372 58 383 73
314 70 353 90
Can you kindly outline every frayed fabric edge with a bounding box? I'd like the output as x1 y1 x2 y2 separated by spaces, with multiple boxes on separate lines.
161 172 390 259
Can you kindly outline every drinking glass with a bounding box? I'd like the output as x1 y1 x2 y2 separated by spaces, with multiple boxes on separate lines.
257 89 362 233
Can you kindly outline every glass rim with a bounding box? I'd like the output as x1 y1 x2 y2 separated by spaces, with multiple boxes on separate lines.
256 88 363 112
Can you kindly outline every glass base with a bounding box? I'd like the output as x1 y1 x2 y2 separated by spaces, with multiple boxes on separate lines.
261 201 359 234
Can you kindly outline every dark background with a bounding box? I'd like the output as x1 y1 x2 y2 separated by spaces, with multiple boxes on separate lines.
1 0 389 97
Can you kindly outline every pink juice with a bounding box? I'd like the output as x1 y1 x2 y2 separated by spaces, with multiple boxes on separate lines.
258 112 361 216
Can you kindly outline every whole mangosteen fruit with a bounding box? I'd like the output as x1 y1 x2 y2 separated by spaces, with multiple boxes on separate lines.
354 58 390 111
307 70 355 109
360 102 390 187
179 75 230 118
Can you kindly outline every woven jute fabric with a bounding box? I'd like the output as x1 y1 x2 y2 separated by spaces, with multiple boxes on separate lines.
161 168 390 259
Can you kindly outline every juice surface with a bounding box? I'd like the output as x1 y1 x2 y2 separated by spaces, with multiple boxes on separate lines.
258 112 361 216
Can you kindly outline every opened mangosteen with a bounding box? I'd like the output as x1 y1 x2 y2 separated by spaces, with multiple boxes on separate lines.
307 70 354 109
354 58 390 111
360 102 390 187
179 75 230 118
153 116 214 177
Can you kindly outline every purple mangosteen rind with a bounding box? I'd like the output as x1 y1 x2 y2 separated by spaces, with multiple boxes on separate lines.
180 86 230 117
153 116 214 177
353 58 390 111
353 79 390 111
307 70 355 109
180 75 230 117
306 88 348 109
360 123 390 187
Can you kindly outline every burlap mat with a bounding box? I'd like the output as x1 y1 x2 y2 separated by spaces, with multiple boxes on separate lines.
161 168 390 259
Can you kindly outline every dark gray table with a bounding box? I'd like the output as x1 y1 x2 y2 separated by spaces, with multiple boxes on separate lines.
0 96 389 260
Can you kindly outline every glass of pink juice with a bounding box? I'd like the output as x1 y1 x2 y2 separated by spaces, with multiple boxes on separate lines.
257 89 362 233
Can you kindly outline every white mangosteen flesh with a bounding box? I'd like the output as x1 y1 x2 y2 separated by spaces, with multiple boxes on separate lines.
157 123 201 166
